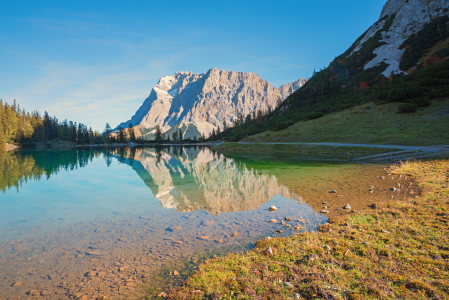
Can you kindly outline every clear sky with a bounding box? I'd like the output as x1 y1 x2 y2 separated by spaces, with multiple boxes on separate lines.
0 0 387 131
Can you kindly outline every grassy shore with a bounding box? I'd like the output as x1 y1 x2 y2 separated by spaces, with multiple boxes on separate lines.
242 100 449 146
169 159 449 299
213 143 403 160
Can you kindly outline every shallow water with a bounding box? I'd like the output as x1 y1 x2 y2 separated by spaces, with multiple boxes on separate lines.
0 146 392 299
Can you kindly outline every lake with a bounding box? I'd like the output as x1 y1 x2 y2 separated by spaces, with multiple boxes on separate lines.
0 146 393 299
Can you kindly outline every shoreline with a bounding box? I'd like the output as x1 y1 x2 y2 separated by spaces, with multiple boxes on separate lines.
169 159 449 299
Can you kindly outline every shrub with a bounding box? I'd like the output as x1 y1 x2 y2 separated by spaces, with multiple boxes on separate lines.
409 97 431 107
398 103 418 113
307 112 324 120
273 121 294 131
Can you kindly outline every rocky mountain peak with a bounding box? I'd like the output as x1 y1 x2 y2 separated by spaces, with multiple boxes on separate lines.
116 68 307 139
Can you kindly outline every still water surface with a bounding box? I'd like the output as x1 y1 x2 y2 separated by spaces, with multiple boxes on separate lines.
0 146 333 299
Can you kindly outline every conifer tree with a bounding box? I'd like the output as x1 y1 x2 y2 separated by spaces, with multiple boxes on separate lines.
172 131 178 142
118 126 125 143
154 125 162 143
104 123 111 143
77 123 84 144
178 130 183 141
0 120 6 153
128 123 135 142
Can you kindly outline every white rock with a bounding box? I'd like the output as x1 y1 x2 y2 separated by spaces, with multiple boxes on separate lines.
269 205 278 212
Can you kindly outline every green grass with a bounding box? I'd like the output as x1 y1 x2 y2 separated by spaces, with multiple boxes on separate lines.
212 143 402 160
242 99 449 146
169 159 449 299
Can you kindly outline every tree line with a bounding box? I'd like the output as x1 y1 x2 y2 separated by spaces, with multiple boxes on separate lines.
0 99 106 152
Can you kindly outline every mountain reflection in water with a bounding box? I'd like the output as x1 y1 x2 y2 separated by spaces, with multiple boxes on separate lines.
1 146 303 214
111 146 303 214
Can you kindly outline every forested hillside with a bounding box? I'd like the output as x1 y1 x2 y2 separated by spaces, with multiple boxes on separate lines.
0 99 104 152
208 14 449 142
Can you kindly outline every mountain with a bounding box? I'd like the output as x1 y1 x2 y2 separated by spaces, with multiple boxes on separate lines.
115 68 306 139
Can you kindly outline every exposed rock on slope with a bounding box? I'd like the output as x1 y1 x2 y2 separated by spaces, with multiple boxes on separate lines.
116 68 306 139
350 0 449 76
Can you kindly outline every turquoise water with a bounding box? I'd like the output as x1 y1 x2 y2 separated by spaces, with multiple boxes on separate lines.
0 146 329 299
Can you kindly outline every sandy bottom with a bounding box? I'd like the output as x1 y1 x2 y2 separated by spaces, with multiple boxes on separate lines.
278 163 421 217
0 197 324 299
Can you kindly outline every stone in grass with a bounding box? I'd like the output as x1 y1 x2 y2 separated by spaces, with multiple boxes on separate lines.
343 204 351 210
267 247 274 255
320 210 329 213
284 282 294 289
269 205 277 212
330 190 337 193
157 292 168 297
173 270 180 276
323 245 331 251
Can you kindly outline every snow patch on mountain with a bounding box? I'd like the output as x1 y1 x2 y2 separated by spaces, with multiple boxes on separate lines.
350 0 449 77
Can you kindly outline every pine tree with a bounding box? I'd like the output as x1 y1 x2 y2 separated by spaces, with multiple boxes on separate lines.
104 123 111 143
172 131 178 142
154 125 162 143
178 130 183 141
128 123 136 142
77 123 84 144
118 126 125 143
0 119 6 153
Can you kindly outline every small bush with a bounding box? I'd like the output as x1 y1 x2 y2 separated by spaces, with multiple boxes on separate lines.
409 97 431 107
273 121 294 131
398 103 418 113
307 112 324 120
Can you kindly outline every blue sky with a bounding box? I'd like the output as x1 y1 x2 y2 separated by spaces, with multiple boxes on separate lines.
0 0 387 131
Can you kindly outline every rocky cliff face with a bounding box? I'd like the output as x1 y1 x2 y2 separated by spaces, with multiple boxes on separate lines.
116 68 306 139
349 0 449 77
